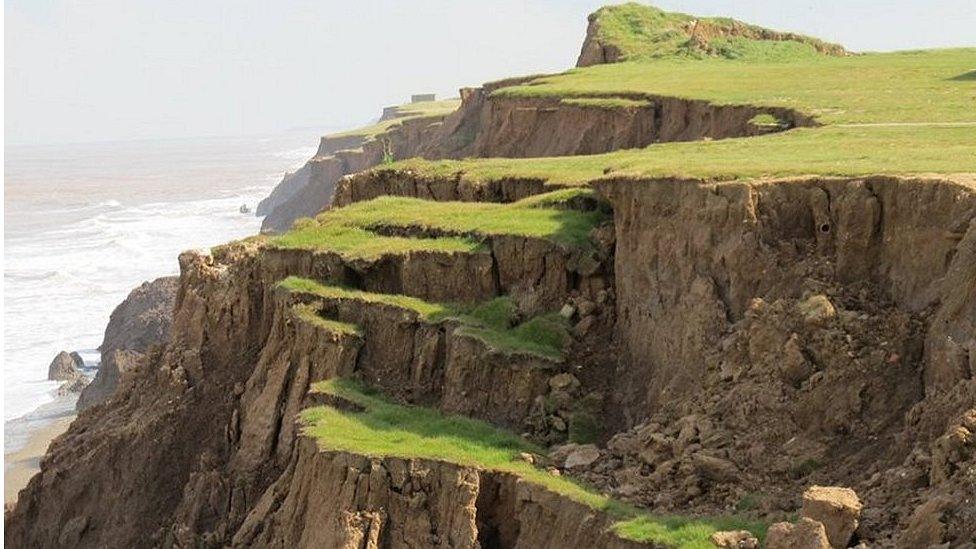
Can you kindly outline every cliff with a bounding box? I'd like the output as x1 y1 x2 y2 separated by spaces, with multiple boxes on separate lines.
259 74 808 233
6 3 975 549
77 276 178 411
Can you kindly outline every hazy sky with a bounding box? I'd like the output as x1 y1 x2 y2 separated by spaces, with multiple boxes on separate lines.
6 0 975 145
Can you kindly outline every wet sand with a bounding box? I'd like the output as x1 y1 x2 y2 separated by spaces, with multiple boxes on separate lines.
5 409 75 505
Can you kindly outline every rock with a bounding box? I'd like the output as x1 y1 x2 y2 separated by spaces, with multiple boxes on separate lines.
576 299 597 317
780 334 812 385
548 373 580 392
516 452 536 464
801 485 862 548
99 276 178 355
798 295 836 324
897 498 949 548
57 376 89 396
563 444 601 469
613 483 639 497
77 276 177 412
710 529 759 548
692 453 740 483
76 350 142 411
48 351 83 381
766 518 831 549
551 416 567 432
559 304 576 319
574 315 597 338
930 409 975 484
57 515 89 546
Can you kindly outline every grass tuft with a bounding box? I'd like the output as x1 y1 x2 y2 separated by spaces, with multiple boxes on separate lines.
302 378 767 547
292 303 363 336
279 279 568 360
272 190 608 253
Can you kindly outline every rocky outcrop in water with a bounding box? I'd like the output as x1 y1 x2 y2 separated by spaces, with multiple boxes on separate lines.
47 351 84 382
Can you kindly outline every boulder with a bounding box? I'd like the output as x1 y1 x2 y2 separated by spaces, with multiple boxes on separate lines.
710 529 759 549
691 453 740 483
766 518 831 549
548 373 580 392
550 443 600 469
798 294 836 324
563 444 601 469
47 351 83 381
801 485 862 548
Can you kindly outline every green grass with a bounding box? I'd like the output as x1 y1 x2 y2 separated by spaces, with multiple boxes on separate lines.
385 125 976 185
454 297 569 361
279 278 568 360
500 49 976 125
292 303 363 336
272 190 609 252
586 3 843 62
302 378 766 548
328 99 461 140
280 276 454 319
272 218 483 259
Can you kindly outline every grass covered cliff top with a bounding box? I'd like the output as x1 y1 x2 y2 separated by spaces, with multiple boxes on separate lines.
374 4 974 184
302 378 766 548
584 2 845 62
327 98 461 141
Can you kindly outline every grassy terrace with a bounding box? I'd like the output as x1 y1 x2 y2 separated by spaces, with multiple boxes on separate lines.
379 40 974 183
280 277 569 360
388 125 976 185
270 188 607 253
328 99 461 141
302 379 766 548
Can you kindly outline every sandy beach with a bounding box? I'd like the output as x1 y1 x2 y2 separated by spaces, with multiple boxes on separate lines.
4 402 76 505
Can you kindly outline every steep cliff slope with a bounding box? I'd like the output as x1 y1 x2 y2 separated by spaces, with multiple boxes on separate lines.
259 100 461 233
77 276 178 411
6 3 975 549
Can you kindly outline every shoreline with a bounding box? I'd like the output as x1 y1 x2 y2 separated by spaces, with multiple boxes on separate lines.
4 395 77 505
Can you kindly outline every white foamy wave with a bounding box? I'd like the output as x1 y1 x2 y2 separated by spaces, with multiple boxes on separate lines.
5 128 325 421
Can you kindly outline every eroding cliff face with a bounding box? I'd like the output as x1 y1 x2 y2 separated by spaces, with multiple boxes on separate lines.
433 93 808 160
260 114 449 233
262 76 811 233
232 445 651 549
4 221 616 547
598 176 976 416
590 175 976 545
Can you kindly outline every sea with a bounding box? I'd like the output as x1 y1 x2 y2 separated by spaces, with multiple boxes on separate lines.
3 129 325 451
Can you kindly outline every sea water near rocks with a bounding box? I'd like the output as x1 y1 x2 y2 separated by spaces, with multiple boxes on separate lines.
4 130 323 449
